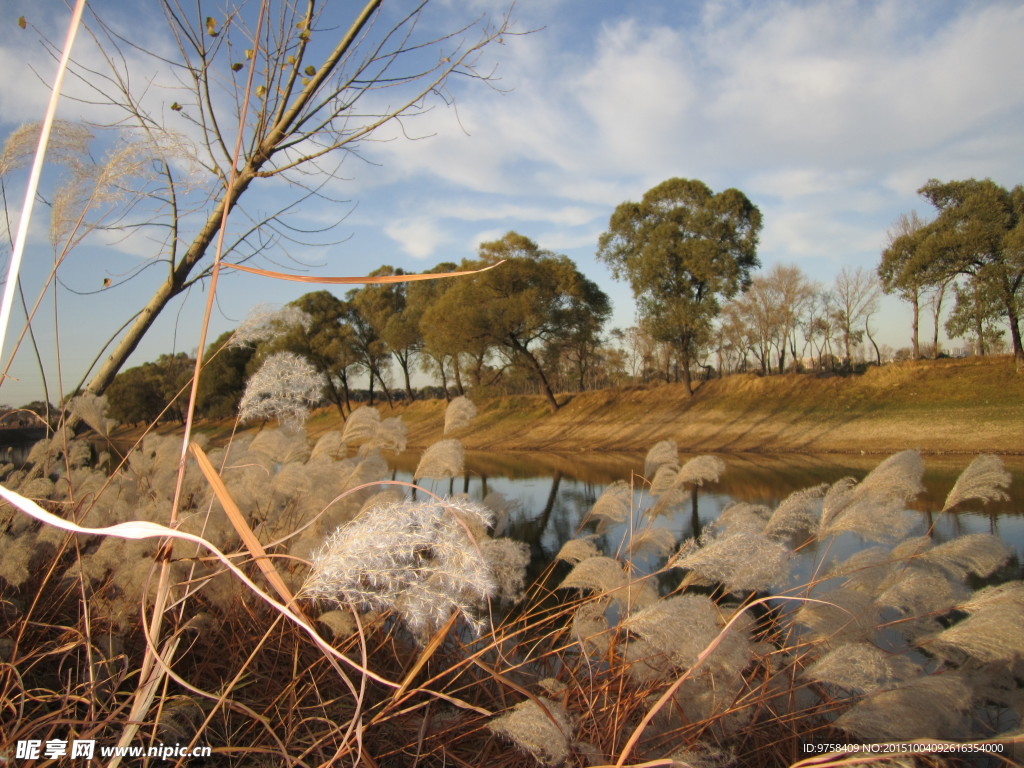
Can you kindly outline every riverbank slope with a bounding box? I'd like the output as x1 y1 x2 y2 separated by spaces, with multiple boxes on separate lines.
306 356 1023 455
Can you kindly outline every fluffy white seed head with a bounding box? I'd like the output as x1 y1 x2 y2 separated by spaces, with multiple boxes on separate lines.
231 304 312 348
803 642 921 694
443 396 477 434
238 352 323 425
414 439 465 480
834 673 972 742
70 393 118 438
677 455 726 487
588 480 632 530
643 439 679 478
303 498 495 638
942 454 1012 512
670 530 790 593
488 697 573 767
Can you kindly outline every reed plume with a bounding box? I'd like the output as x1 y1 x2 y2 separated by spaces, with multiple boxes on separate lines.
572 600 612 655
711 502 770 536
929 584 1024 664
803 642 921 694
340 406 380 443
0 120 93 176
671 529 790 593
874 567 968 617
238 352 323 425
677 455 726 487
372 416 408 453
555 537 600 564
488 696 573 767
559 556 628 595
558 555 656 610
303 498 495 637
644 439 678 477
644 487 687 518
834 672 971 741
316 609 355 639
622 594 752 674
49 137 159 247
588 480 632 531
310 431 346 462
248 425 310 468
414 439 465 480
70 393 117 438
443 395 477 434
918 533 1012 580
626 526 676 559
794 587 879 645
942 454 1012 512
649 464 679 494
481 537 530 602
819 452 924 543
230 304 312 347
763 483 828 538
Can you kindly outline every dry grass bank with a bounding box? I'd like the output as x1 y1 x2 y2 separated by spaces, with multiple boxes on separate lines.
350 355 1024 455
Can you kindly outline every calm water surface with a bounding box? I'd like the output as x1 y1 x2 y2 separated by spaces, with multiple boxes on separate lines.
390 451 1024 581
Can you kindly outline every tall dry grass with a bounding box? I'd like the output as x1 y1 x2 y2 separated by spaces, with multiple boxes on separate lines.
3 410 1022 766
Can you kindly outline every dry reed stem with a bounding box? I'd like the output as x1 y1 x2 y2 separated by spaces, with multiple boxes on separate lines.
189 441 294 605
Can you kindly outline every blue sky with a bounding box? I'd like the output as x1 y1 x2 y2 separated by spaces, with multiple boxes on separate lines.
1 0 1023 406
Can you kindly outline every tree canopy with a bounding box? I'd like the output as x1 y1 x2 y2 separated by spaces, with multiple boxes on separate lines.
912 179 1024 362
423 232 611 411
597 178 762 393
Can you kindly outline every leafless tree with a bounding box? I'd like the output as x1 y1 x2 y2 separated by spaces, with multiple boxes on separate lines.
44 0 515 399
833 266 881 367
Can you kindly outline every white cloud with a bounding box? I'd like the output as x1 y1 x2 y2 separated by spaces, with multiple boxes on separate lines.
385 218 449 259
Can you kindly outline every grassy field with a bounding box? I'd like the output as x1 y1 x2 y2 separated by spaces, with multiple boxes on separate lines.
297 355 1024 455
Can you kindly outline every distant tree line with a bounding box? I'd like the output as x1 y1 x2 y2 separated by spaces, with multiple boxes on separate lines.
95 176 1020 424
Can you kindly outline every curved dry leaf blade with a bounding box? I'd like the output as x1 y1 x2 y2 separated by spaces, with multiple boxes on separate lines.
224 259 505 284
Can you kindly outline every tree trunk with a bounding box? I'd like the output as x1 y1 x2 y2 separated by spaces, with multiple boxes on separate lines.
512 338 559 412
1006 302 1024 363
452 355 465 396
931 281 947 358
910 293 920 359
866 319 881 365
438 361 450 402
374 368 394 407
400 358 415 402
679 346 693 396
339 372 351 415
83 169 257 400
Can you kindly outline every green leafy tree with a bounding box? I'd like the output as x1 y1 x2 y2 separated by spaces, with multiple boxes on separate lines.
597 178 762 395
427 232 611 412
350 268 421 402
543 272 612 391
409 262 462 399
879 212 929 360
264 291 360 416
945 278 1007 355
106 353 193 425
346 289 393 407
914 179 1024 363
